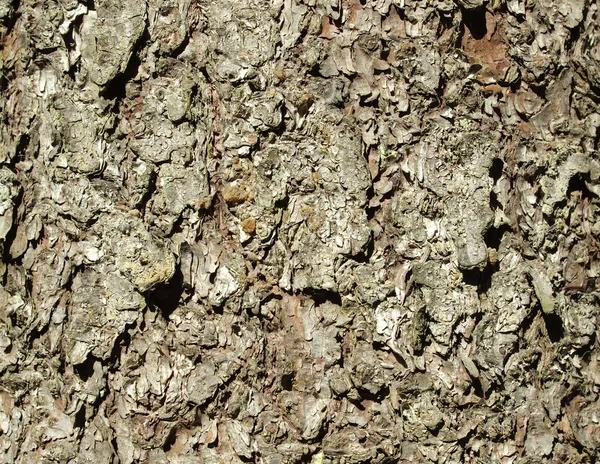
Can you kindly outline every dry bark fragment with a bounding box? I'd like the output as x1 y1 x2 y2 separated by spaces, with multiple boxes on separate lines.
0 0 599 463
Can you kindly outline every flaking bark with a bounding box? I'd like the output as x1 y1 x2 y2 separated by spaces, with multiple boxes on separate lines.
1 0 599 462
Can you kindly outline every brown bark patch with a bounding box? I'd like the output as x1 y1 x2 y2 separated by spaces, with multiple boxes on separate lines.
462 12 510 79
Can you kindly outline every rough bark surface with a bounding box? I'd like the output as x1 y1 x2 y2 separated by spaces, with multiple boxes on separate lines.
1 0 599 462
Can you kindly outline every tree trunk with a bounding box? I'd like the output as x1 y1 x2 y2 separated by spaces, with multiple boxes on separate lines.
1 0 599 462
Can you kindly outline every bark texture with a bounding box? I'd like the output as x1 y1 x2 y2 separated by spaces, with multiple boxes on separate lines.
1 0 599 462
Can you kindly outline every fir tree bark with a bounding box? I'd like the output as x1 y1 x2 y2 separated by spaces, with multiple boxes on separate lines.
1 0 599 462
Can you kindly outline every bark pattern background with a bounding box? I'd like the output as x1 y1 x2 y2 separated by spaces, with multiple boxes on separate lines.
1 0 600 462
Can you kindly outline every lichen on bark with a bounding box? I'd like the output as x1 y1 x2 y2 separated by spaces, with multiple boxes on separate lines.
1 0 599 463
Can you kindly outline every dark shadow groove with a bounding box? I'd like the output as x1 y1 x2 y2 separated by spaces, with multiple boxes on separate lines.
148 267 185 319
305 288 342 306
462 7 487 40
543 312 564 343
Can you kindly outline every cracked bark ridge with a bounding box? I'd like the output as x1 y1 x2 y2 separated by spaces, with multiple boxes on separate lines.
1 0 600 463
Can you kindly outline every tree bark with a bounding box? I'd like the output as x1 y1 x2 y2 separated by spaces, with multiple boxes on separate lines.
1 0 599 462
